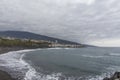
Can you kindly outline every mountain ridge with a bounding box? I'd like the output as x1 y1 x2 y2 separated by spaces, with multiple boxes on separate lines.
0 31 81 45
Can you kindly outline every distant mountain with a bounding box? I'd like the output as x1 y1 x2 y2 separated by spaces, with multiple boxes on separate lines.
0 31 81 45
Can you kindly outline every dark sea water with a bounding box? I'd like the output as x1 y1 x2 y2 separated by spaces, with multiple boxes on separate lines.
0 47 120 80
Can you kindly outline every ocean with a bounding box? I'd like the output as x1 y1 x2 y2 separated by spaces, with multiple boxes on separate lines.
0 47 120 80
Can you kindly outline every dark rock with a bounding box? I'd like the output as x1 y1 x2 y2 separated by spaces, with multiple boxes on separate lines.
103 77 110 80
112 72 120 79
103 72 120 80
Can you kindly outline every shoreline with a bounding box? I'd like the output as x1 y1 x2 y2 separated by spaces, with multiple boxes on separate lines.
0 70 16 80
0 47 74 80
0 47 35 80
0 47 35 54
0 47 114 80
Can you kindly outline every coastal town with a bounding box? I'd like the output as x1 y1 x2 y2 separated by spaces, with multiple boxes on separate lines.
0 36 84 80
0 37 83 48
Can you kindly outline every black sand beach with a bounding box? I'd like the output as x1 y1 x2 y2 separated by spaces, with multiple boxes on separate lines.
0 47 25 54
0 47 27 80
0 70 15 80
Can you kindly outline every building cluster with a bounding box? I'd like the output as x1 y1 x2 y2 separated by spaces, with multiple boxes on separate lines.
0 37 82 48
49 43 82 48
49 40 82 48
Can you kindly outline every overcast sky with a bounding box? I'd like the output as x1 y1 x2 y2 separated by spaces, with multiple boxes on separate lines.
0 0 120 46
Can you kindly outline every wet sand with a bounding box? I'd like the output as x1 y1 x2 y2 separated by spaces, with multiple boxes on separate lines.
0 47 26 54
0 47 28 80
0 70 15 80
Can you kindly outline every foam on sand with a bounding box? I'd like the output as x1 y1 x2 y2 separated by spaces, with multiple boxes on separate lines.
0 49 75 80
0 48 118 80
0 49 38 79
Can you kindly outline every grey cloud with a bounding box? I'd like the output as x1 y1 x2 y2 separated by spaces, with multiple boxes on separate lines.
0 0 120 44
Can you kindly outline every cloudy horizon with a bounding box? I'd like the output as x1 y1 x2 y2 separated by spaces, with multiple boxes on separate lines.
0 0 120 46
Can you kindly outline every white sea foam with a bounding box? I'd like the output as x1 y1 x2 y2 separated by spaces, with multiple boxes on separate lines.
87 65 120 80
0 49 77 80
0 49 39 80
0 49 35 67
22 53 62 80
0 48 118 80
81 55 105 58
108 53 120 56
81 52 120 58
88 74 108 80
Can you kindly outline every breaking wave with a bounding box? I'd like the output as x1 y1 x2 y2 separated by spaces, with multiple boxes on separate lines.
0 49 73 80
108 53 120 56
0 48 118 80
81 55 105 58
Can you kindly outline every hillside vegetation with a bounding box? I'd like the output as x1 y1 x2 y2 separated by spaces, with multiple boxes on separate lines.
0 37 51 48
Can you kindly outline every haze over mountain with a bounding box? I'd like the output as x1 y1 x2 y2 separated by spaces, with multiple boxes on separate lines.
0 0 120 47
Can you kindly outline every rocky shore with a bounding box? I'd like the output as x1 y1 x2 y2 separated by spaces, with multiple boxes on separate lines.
103 72 120 80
